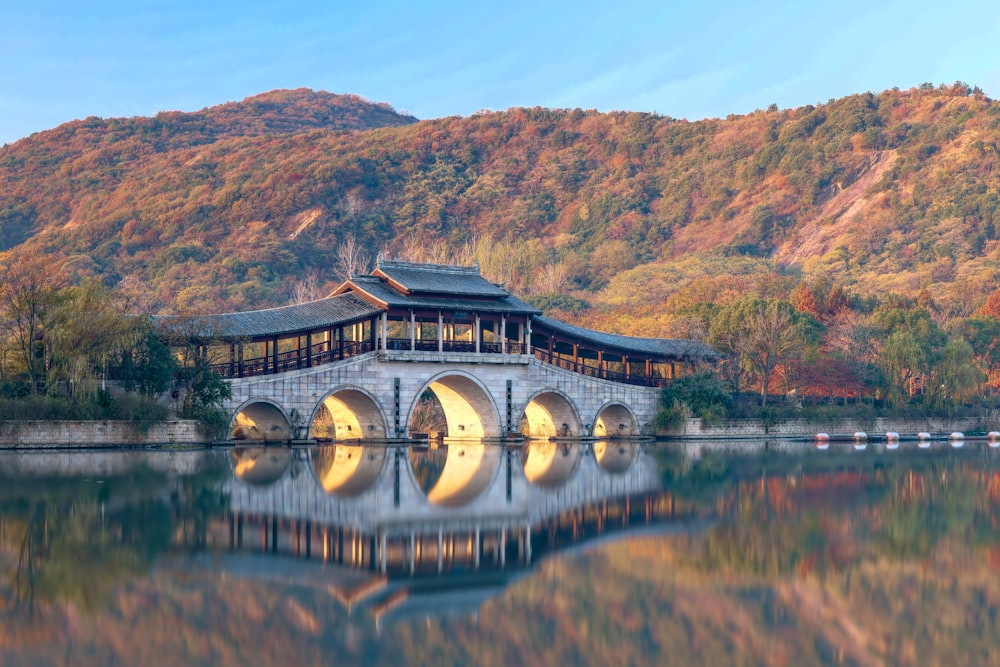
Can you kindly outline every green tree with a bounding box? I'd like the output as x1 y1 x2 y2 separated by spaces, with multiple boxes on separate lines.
958 316 1000 394
46 279 144 399
926 338 981 412
113 327 177 397
879 330 926 406
178 356 232 437
656 372 731 430
874 307 946 406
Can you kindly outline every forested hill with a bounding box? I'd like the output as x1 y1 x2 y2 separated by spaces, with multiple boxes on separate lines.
2 83 1000 332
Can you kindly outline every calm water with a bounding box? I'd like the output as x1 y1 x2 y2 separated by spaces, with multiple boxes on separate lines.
1 438 999 666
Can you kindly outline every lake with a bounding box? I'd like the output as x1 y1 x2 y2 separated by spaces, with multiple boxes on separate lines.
0 438 998 666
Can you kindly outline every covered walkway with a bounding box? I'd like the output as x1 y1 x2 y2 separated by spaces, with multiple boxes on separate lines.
156 259 717 388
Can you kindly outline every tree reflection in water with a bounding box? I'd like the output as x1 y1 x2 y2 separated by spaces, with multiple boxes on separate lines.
0 454 228 616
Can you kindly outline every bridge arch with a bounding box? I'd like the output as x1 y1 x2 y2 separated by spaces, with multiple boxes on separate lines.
231 398 292 442
230 445 293 485
310 386 389 440
593 401 640 438
408 371 502 439
309 444 388 496
519 389 582 439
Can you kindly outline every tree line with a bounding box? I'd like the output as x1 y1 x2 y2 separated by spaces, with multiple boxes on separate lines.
0 254 228 429
658 275 1000 426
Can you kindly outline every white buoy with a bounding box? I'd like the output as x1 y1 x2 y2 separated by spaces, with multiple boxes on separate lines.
989 432 1000 448
917 432 932 449
853 432 868 450
950 432 964 448
885 432 900 449
816 433 830 450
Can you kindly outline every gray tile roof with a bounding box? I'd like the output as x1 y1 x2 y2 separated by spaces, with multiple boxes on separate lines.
344 275 541 316
372 259 510 297
532 315 719 360
154 292 381 340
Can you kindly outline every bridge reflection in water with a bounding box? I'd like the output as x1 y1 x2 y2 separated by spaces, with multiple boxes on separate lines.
223 439 695 626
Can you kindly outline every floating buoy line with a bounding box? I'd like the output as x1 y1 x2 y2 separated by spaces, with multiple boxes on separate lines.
812 430 1000 449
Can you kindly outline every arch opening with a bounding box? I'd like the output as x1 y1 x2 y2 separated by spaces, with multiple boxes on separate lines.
311 389 386 440
594 403 639 438
413 374 500 439
231 446 293 485
521 441 582 488
520 391 582 439
310 444 387 496
232 401 291 441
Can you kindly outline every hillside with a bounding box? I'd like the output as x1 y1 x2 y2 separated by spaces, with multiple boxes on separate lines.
2 83 999 330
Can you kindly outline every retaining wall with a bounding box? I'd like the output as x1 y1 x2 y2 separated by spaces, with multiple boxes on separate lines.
668 416 989 439
0 420 210 447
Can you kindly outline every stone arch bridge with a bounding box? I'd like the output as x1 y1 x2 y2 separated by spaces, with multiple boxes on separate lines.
158 259 716 441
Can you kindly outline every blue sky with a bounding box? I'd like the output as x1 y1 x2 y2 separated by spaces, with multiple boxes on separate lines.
2 0 1000 145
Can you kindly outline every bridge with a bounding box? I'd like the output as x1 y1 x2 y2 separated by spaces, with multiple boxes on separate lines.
159 259 716 442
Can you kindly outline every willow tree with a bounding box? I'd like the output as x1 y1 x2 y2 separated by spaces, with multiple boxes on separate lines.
46 279 145 399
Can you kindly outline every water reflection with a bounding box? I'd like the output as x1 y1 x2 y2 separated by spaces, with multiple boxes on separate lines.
1 440 1000 665
521 441 582 487
311 444 387 497
231 445 292 485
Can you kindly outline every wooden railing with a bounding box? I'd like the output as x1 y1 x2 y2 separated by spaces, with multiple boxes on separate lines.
211 338 667 387
531 349 669 387
211 341 375 378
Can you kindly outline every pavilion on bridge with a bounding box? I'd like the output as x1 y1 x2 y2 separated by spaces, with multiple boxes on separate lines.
156 258 716 387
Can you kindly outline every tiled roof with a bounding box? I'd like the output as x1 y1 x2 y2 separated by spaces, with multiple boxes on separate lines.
532 315 719 360
372 259 510 297
342 276 541 316
154 292 381 340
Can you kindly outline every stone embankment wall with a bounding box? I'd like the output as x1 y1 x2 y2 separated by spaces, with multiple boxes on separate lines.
0 420 210 447
668 416 989 439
